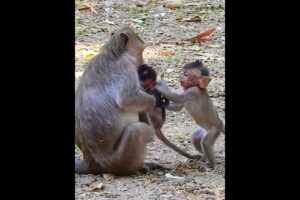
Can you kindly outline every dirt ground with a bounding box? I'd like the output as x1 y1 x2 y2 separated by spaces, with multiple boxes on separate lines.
75 0 225 199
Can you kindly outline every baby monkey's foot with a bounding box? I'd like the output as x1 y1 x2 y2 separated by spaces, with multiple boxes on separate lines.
197 161 215 170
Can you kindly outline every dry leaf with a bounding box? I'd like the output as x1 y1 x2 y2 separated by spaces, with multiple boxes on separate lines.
143 178 156 186
175 16 183 21
208 44 222 48
144 179 152 186
78 6 91 12
185 187 198 194
158 50 174 57
174 162 190 174
89 183 104 192
148 0 158 3
103 20 115 25
188 28 216 43
103 174 116 181
165 3 182 9
134 2 145 7
177 16 201 22
85 53 96 60
159 72 165 80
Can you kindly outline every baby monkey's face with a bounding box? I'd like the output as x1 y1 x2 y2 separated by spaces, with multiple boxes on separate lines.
141 79 157 91
179 68 211 90
179 69 201 90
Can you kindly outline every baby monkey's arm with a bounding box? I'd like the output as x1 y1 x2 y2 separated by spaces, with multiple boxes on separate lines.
166 103 183 111
156 85 195 105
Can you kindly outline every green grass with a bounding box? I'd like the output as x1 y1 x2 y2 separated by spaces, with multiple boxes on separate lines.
76 27 88 36
131 6 145 14
175 132 190 142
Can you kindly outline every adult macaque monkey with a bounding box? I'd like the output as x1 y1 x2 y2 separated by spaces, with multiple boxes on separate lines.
75 26 169 175
137 64 201 160
156 60 225 169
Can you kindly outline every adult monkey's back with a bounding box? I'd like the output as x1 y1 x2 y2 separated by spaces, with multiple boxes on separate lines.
75 26 167 175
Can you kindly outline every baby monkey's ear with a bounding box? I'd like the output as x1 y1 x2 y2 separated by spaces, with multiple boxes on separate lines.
198 76 211 88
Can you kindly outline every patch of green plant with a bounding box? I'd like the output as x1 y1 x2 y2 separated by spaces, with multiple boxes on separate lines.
76 27 88 36
131 6 145 14
175 132 190 142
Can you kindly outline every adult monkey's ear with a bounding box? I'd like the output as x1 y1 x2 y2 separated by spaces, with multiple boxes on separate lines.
198 76 211 88
119 32 129 45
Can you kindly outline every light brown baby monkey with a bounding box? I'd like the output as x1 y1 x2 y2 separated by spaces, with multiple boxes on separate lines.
156 60 224 169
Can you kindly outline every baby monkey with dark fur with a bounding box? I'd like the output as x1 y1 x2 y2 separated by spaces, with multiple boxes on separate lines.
137 64 201 160
156 60 225 169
